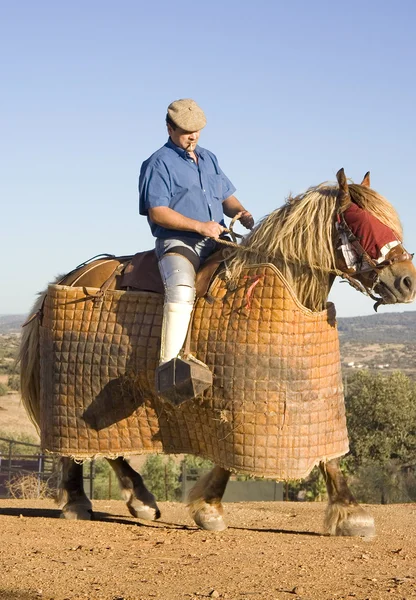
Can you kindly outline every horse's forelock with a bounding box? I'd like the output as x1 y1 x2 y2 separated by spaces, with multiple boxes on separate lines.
348 184 403 241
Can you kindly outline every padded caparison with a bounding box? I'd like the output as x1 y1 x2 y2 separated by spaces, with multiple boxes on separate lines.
39 263 348 479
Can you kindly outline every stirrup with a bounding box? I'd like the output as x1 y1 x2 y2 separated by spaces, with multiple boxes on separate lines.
155 355 212 406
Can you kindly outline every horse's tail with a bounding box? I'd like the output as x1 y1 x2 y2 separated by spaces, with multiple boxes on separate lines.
19 294 46 433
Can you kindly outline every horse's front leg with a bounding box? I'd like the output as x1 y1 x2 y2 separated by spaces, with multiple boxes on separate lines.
56 457 93 520
107 457 160 521
188 466 231 531
320 458 375 538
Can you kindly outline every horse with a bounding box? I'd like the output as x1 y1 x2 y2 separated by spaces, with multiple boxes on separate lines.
19 169 416 536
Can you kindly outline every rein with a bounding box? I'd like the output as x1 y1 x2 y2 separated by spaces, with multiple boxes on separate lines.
217 234 377 300
219 211 413 309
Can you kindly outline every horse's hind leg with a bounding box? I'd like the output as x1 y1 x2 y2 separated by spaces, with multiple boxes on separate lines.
188 466 231 531
107 457 161 521
57 457 93 520
320 458 375 538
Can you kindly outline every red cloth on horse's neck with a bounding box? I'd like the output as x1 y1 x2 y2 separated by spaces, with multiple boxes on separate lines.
343 203 398 259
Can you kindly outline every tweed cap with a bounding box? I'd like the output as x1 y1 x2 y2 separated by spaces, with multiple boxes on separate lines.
167 98 207 132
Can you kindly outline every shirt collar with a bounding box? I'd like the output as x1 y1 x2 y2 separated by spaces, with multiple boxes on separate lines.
165 137 204 160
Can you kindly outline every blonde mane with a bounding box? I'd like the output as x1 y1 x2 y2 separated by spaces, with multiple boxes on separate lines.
226 182 403 312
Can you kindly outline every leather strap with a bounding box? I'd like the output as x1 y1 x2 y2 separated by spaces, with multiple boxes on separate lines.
164 246 201 272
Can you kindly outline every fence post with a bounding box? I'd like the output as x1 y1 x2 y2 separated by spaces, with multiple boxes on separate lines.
181 462 187 501
89 460 95 499
37 453 44 498
7 441 14 498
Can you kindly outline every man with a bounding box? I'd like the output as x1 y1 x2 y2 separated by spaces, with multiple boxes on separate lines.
139 98 253 386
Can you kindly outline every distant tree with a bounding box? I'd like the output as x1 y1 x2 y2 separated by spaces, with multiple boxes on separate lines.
0 383 8 396
346 462 415 504
142 454 181 501
344 370 416 502
345 370 416 467
181 454 213 472
92 459 122 500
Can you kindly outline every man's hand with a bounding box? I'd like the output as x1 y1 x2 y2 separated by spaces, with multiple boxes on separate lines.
223 196 254 230
239 210 254 230
149 206 224 238
197 221 225 239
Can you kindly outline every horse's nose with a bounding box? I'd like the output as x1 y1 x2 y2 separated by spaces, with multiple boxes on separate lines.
398 275 415 298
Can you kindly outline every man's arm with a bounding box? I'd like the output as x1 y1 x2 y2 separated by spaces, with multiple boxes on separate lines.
148 206 225 239
222 195 254 229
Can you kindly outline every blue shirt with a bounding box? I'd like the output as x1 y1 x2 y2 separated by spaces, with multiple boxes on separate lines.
139 138 236 239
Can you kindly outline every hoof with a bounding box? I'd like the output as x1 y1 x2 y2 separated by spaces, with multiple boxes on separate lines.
123 485 161 521
127 499 161 521
335 512 375 539
325 503 375 539
192 504 227 532
60 504 93 520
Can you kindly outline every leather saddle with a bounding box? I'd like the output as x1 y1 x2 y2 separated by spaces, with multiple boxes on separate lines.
60 247 228 304
120 248 227 299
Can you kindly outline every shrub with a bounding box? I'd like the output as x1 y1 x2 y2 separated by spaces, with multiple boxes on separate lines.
142 454 181 501
7 375 20 391
6 474 55 499
285 468 327 502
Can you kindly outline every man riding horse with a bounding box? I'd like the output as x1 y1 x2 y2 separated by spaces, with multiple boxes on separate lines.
139 99 254 394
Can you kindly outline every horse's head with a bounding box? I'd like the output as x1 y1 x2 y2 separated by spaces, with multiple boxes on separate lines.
335 168 416 310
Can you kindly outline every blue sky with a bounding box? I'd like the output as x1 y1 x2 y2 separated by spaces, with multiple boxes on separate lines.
1 0 416 317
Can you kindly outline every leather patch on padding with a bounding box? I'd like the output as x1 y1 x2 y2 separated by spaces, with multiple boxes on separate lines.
165 246 200 272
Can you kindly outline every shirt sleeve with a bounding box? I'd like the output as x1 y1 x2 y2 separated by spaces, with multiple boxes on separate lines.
139 159 171 215
218 166 236 202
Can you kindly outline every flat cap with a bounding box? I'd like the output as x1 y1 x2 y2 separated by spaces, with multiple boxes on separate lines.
167 98 207 132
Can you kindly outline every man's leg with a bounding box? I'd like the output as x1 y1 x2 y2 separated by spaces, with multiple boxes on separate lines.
158 252 196 365
154 238 215 404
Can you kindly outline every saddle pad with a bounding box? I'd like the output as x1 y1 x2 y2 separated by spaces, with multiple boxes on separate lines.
120 250 163 293
39 264 349 479
119 248 226 298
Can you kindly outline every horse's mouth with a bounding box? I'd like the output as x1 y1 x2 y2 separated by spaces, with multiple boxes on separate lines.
373 281 398 306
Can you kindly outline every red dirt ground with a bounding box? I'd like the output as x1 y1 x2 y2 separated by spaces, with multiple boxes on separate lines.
0 499 415 600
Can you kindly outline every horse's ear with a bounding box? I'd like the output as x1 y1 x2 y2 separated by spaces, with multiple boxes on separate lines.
360 171 371 188
336 168 350 211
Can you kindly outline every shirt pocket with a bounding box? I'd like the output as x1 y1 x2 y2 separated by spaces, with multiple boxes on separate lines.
207 174 223 200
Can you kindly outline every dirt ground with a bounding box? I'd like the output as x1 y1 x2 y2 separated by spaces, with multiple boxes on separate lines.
0 393 40 439
0 500 415 600
1 398 415 599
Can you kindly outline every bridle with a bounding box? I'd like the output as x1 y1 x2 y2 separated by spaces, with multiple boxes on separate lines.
216 206 413 309
336 208 414 309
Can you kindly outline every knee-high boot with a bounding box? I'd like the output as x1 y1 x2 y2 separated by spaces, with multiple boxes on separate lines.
159 301 193 365
156 301 212 405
